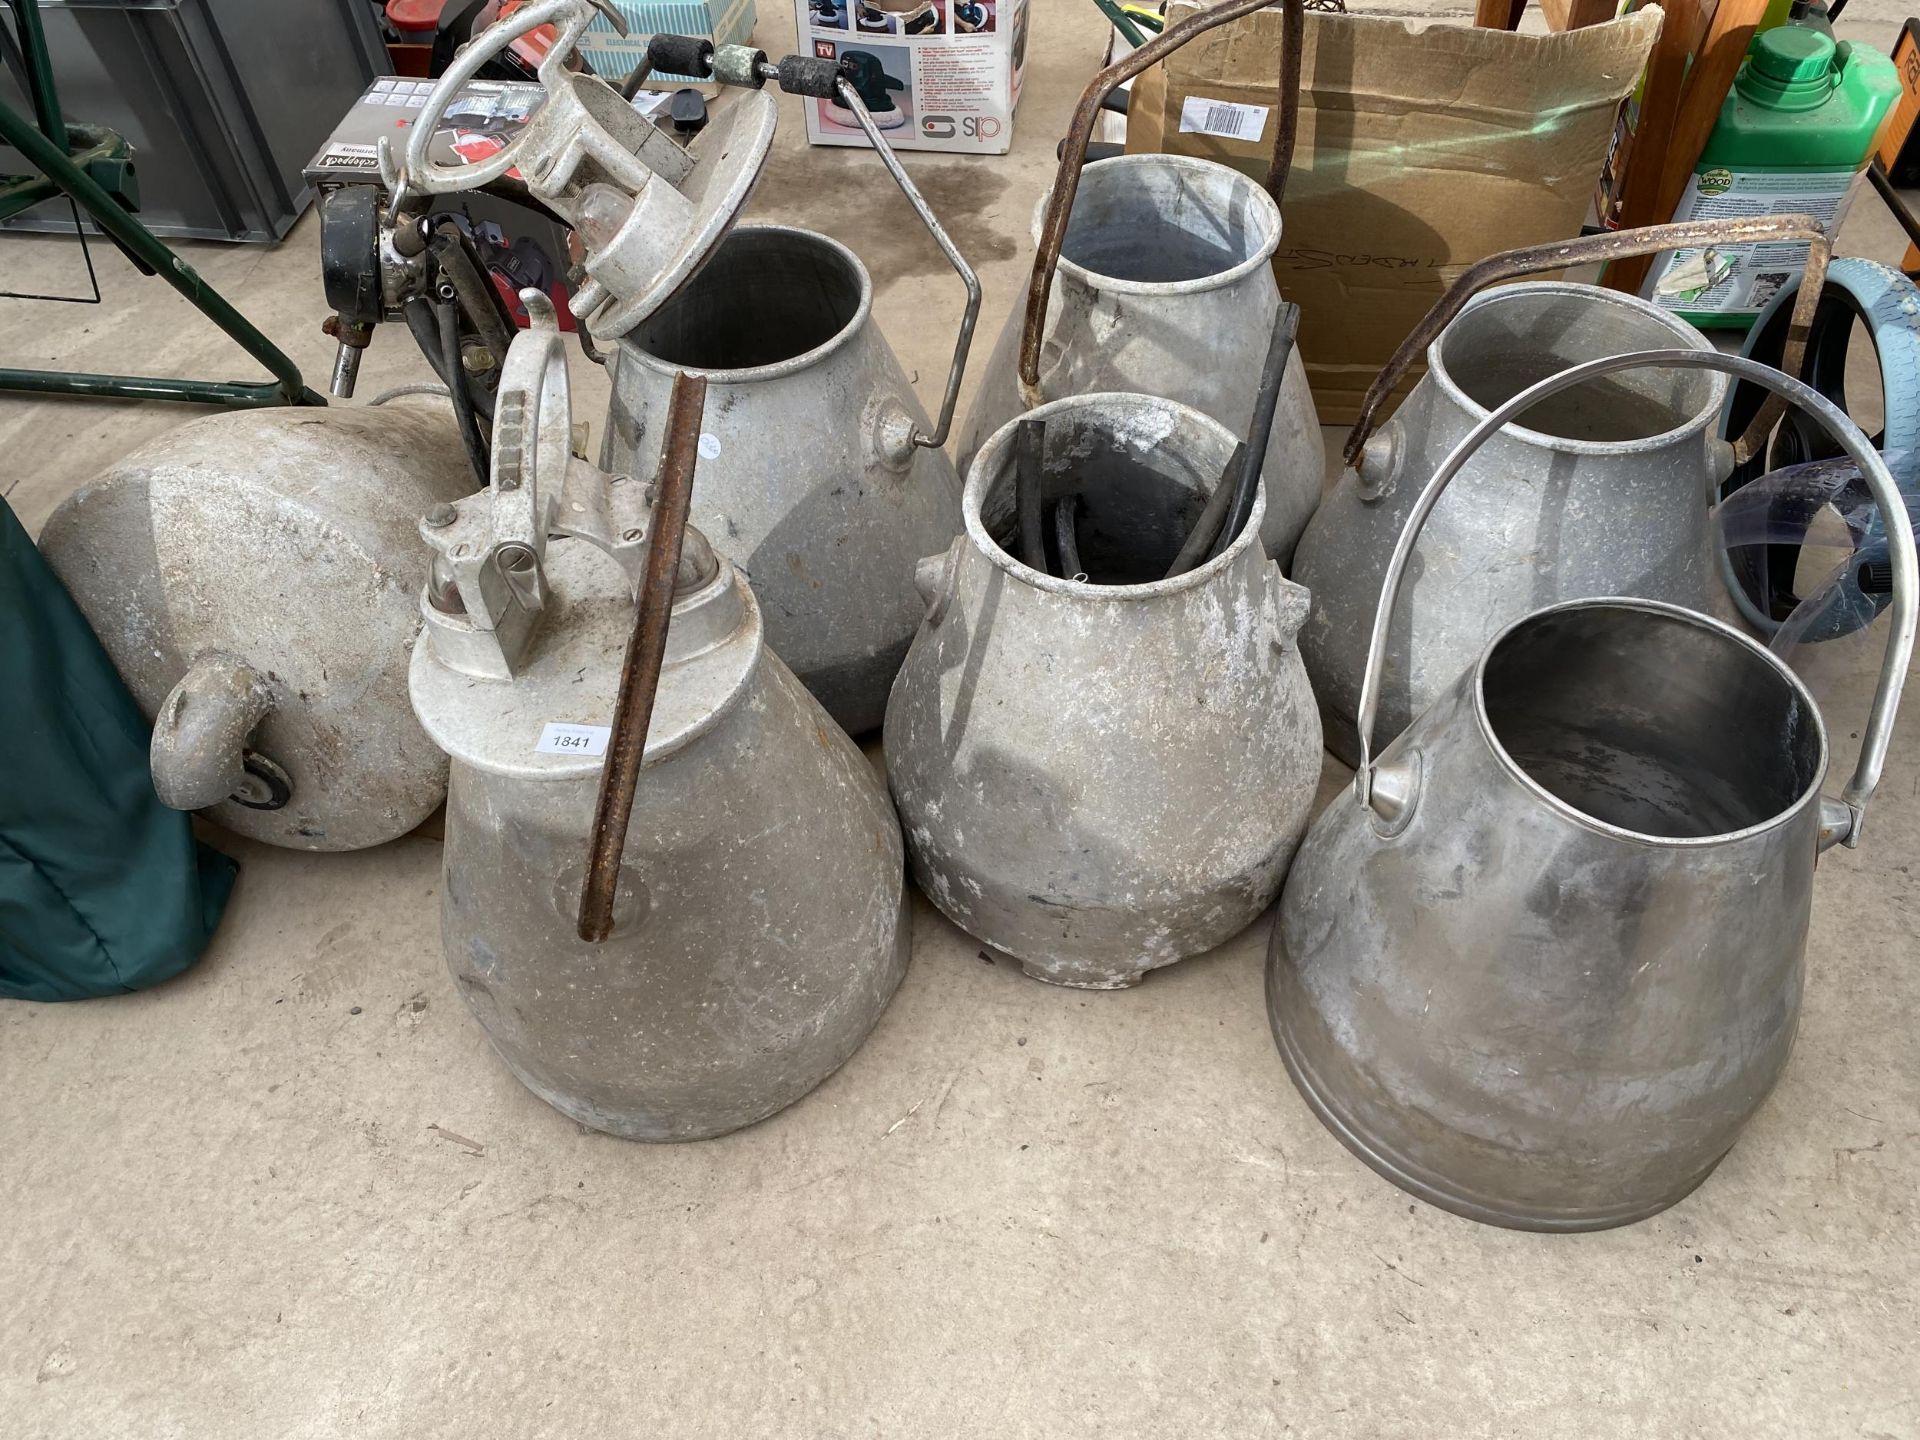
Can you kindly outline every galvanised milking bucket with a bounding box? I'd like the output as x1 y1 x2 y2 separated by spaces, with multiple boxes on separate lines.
887 392 1322 991
958 0 1325 564
413 303 908 1140
1293 216 1837 766
1270 349 1915 1231
38 404 475 850
602 225 970 737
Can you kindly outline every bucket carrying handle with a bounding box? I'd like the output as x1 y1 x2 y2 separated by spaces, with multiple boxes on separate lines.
1341 216 1834 471
1020 0 1305 407
825 80 981 452
1354 348 1917 852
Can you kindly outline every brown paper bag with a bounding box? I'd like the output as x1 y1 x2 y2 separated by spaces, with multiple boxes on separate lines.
1129 6 1660 422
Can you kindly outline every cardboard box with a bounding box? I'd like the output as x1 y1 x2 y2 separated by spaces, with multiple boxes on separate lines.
1128 6 1660 423
793 0 1029 153
578 0 760 83
305 77 579 330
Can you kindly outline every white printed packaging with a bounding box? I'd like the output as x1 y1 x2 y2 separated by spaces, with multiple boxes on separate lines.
793 0 1028 153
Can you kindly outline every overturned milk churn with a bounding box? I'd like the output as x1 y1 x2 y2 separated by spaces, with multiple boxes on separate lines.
409 300 908 1140
887 378 1322 991
1292 215 1835 765
1271 349 1916 1231
405 0 984 737
957 0 1326 563
37 402 474 850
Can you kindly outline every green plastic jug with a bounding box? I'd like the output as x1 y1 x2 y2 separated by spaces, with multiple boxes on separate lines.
1647 24 1900 330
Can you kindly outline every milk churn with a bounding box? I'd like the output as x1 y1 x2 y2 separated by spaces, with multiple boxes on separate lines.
958 0 1326 563
400 0 983 737
37 403 474 850
410 299 908 1140
886 392 1323 990
1293 216 1834 765
1270 349 1915 1231
602 213 977 736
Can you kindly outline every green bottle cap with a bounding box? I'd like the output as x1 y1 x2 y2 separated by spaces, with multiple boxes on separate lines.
1738 27 1837 110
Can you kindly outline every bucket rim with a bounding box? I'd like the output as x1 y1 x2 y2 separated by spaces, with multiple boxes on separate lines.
1029 153 1283 299
1428 283 1726 457
963 392 1265 598
615 224 873 384
1469 595 1831 848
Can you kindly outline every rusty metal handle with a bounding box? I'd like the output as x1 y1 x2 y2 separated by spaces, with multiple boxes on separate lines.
1021 0 1303 403
577 371 708 944
1342 214 1833 470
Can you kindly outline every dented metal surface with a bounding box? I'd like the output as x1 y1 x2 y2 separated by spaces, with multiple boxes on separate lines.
1293 282 1735 766
414 540 909 1140
414 308 908 1140
603 226 964 736
37 403 474 850
887 393 1322 990
960 156 1326 563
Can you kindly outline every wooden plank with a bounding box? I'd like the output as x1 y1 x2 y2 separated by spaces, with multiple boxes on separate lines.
1564 0 1621 27
1607 0 1712 233
1475 0 1528 30
1608 0 1771 294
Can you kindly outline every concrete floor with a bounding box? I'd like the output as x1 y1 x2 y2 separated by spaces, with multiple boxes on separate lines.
5 2 1920 1435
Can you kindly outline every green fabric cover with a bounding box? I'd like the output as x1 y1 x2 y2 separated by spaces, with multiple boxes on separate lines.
1 496 236 1001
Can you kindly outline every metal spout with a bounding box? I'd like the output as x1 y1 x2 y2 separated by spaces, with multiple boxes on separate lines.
150 654 275 811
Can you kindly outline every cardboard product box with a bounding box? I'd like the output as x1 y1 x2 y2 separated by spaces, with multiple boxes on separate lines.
1128 6 1660 423
305 76 579 330
577 0 760 83
794 0 1029 153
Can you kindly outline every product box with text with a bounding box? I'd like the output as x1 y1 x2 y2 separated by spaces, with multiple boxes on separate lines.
794 0 1026 153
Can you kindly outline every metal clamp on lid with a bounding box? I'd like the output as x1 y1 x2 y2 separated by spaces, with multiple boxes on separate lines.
420 289 660 678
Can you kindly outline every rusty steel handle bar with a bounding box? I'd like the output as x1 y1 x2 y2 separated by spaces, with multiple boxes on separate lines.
577 370 708 943
832 78 980 450
1341 213 1832 469
1021 0 1303 404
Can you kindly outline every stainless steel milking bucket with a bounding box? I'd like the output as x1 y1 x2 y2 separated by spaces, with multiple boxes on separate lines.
1294 217 1836 766
410 300 908 1140
38 403 475 850
1270 349 1915 1231
957 0 1325 563
602 220 978 736
887 392 1323 990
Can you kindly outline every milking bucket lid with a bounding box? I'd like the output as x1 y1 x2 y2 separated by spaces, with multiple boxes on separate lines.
409 535 763 781
599 87 776 336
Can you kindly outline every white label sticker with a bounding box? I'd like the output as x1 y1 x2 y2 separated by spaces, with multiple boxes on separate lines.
535 722 611 757
697 433 722 460
1178 96 1269 142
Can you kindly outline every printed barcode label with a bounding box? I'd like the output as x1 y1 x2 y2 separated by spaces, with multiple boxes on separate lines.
536 723 611 757
1178 96 1269 141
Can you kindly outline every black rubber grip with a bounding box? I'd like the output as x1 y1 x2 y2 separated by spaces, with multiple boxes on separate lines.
775 53 845 99
646 34 714 77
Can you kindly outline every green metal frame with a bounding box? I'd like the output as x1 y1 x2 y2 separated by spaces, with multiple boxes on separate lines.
0 0 325 407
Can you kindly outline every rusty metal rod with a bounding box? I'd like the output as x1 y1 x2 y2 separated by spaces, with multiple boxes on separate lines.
1265 0 1303 208
1021 0 1301 404
1340 213 1833 470
577 370 708 944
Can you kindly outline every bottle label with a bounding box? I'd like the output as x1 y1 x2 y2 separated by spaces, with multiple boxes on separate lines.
1646 167 1859 319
